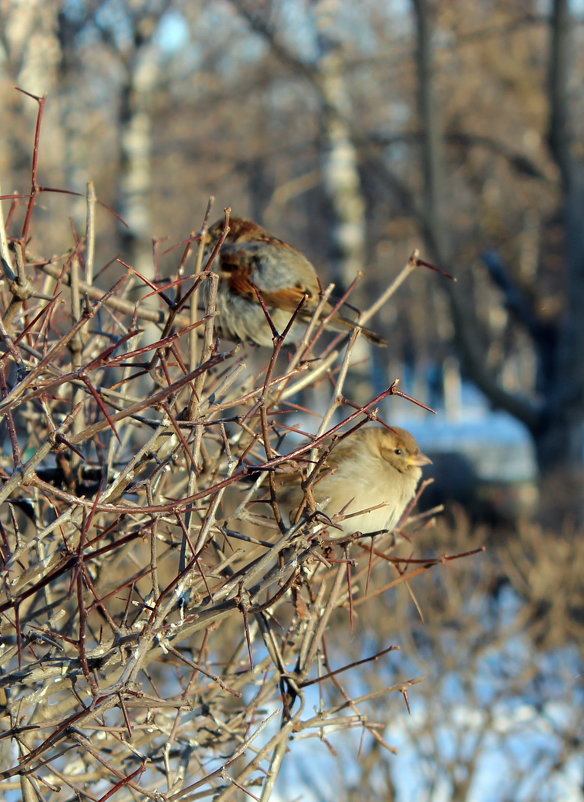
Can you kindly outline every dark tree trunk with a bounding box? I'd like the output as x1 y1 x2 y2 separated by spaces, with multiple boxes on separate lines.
412 0 584 522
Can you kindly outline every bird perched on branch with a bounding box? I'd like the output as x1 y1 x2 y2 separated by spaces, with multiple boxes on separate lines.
274 425 431 537
202 216 385 347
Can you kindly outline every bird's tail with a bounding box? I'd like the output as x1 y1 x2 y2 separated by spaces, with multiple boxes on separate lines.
328 314 387 346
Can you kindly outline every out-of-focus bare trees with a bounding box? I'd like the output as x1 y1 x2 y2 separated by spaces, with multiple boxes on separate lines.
412 0 583 521
1 0 581 516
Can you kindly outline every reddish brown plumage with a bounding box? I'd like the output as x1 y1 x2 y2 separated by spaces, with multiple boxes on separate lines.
203 217 386 347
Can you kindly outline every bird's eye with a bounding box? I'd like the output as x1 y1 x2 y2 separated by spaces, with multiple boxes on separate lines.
394 448 403 456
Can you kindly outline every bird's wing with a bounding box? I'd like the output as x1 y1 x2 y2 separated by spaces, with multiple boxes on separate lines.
258 285 313 311
219 249 315 311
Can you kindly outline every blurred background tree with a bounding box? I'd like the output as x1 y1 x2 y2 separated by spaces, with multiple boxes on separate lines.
2 0 581 519
0 1 582 799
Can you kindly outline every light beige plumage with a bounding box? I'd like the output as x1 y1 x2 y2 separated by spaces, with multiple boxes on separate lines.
276 425 431 536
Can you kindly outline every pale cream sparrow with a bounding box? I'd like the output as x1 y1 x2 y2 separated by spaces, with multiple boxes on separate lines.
275 425 431 536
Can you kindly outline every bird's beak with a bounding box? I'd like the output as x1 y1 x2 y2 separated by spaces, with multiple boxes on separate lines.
408 452 432 467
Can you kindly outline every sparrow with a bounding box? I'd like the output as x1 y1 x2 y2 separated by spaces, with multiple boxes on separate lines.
202 217 385 347
274 425 431 536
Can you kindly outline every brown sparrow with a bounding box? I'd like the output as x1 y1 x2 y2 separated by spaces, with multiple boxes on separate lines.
275 425 431 536
202 217 385 346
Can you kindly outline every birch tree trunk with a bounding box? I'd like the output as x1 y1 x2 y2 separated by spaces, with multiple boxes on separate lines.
311 0 366 288
118 30 159 279
0 0 61 178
